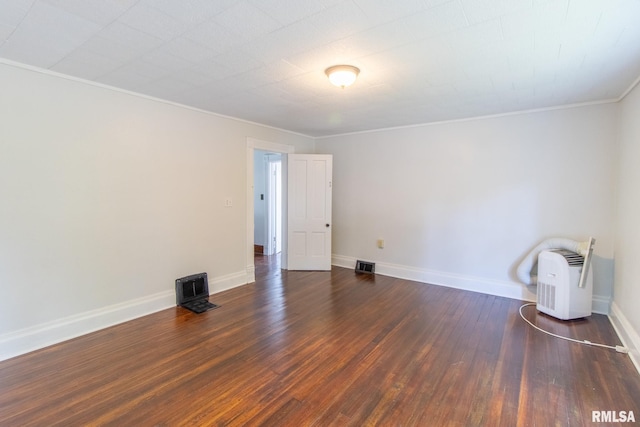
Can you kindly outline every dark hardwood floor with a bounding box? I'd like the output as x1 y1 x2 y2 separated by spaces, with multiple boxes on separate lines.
1 255 639 426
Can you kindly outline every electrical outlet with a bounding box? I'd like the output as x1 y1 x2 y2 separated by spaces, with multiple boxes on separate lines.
377 239 385 249
225 198 233 207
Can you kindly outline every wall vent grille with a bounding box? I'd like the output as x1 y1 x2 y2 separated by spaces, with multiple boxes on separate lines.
355 260 375 274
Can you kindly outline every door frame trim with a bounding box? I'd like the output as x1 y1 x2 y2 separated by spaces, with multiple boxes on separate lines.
265 155 282 256
246 138 294 283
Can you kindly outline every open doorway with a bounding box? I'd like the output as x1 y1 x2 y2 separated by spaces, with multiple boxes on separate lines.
253 150 282 257
246 138 293 284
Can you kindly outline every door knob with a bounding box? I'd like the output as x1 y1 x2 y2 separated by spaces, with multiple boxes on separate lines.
326 224 330 227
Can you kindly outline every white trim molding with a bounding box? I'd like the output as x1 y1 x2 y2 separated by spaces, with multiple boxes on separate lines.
332 254 537 302
246 137 294 276
591 294 612 316
609 302 640 375
0 290 174 362
245 265 256 286
209 270 253 295
332 254 611 315
0 270 249 362
246 137 295 154
0 59 309 138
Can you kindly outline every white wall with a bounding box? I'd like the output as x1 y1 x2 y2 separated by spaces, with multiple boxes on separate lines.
0 62 313 360
612 81 640 365
316 104 618 306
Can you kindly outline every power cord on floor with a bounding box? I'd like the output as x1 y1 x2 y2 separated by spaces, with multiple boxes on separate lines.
518 303 629 353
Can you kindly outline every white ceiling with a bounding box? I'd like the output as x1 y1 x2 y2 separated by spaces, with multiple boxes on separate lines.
1 0 639 137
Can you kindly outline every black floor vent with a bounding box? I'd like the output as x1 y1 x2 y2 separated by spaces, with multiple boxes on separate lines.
355 260 375 274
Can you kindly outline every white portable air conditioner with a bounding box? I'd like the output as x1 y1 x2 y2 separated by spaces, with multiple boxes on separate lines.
536 238 595 320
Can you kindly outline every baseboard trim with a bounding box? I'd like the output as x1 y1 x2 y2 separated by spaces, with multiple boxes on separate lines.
210 270 252 294
0 290 174 362
609 302 640 375
0 270 250 362
333 254 537 302
591 294 612 316
245 264 256 285
332 255 610 314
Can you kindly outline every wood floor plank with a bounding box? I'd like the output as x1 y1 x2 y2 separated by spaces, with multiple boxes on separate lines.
1 255 639 426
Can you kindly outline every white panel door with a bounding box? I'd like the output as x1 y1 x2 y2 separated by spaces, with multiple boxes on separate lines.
287 154 333 270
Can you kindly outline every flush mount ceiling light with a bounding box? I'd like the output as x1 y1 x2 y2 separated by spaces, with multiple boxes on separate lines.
325 65 360 88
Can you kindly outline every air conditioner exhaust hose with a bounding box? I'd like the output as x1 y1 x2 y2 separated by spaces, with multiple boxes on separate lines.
516 238 591 286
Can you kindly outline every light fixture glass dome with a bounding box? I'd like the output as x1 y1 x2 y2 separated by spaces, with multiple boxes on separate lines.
325 65 360 88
